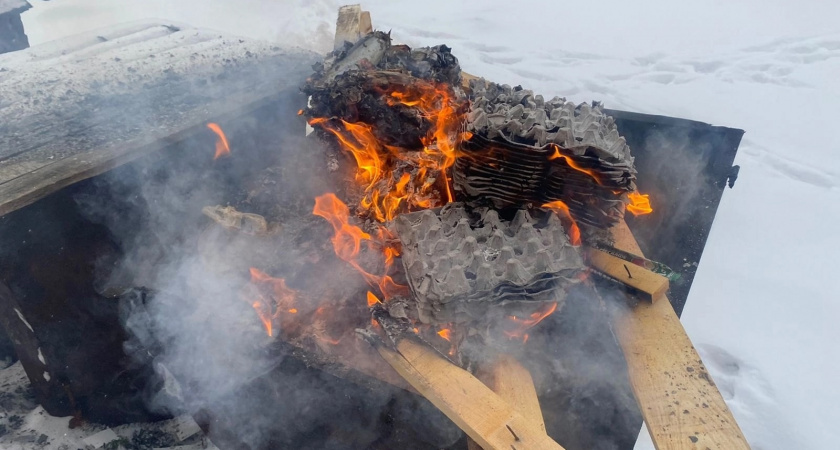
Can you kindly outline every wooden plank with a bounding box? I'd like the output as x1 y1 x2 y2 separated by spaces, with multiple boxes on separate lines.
334 4 362 50
468 354 546 450
0 83 284 217
610 220 750 450
484 355 545 431
585 247 669 302
359 11 373 35
379 338 565 450
0 23 318 218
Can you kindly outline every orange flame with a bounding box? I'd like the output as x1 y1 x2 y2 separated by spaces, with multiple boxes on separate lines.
548 145 600 185
541 200 582 246
309 82 466 222
313 193 409 302
627 192 653 216
367 291 382 307
207 123 231 160
504 302 558 340
437 328 452 342
248 268 298 337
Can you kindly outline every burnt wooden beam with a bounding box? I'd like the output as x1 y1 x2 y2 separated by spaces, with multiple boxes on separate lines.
610 220 750 449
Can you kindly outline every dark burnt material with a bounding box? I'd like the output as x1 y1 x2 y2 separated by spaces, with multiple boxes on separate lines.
304 32 464 151
456 80 636 230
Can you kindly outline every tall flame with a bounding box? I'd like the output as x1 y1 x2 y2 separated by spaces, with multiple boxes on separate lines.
541 200 582 246
627 192 653 216
207 122 231 160
313 193 409 301
309 82 467 222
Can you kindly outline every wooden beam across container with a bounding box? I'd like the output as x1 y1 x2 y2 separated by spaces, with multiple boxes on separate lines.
584 246 670 302
378 338 564 450
609 220 750 450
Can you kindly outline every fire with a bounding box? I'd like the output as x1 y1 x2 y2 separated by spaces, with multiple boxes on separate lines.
541 200 582 246
627 191 653 216
504 301 558 340
437 328 452 342
313 193 409 301
309 81 467 222
207 122 231 160
548 145 600 184
367 291 382 307
248 267 298 337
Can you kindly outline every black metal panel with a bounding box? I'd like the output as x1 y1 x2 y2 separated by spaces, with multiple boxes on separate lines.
604 109 744 316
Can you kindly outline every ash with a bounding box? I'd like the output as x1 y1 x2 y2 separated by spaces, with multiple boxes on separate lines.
392 203 585 325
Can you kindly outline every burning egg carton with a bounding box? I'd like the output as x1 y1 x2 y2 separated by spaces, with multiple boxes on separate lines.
455 79 637 229
392 203 585 324
467 79 632 162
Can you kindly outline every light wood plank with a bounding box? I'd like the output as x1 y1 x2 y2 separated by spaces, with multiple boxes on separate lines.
610 220 750 450
379 339 564 450
359 11 373 35
585 247 669 302
468 355 546 450
334 4 362 50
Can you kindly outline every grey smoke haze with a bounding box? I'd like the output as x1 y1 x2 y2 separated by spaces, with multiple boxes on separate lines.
59 31 710 448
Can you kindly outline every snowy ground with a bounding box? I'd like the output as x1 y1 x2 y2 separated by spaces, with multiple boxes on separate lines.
9 1 840 449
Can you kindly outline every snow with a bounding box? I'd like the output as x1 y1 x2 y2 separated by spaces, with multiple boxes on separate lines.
0 0 29 15
10 1 840 449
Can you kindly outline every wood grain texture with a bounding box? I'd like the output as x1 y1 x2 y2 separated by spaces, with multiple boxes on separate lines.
0 22 318 218
468 354 546 450
359 11 373 35
585 247 669 302
334 4 362 50
380 339 564 450
610 220 750 450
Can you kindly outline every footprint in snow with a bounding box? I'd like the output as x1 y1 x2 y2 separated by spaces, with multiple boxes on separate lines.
697 344 775 405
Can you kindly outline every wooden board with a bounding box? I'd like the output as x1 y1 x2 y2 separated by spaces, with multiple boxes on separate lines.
0 21 318 218
585 247 669 302
468 355 547 450
359 11 373 35
380 339 564 450
610 220 750 449
334 5 363 50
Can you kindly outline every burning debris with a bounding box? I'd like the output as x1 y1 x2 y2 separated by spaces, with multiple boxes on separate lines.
392 203 584 325
3 8 740 449
300 26 649 350
305 33 469 223
457 80 638 230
